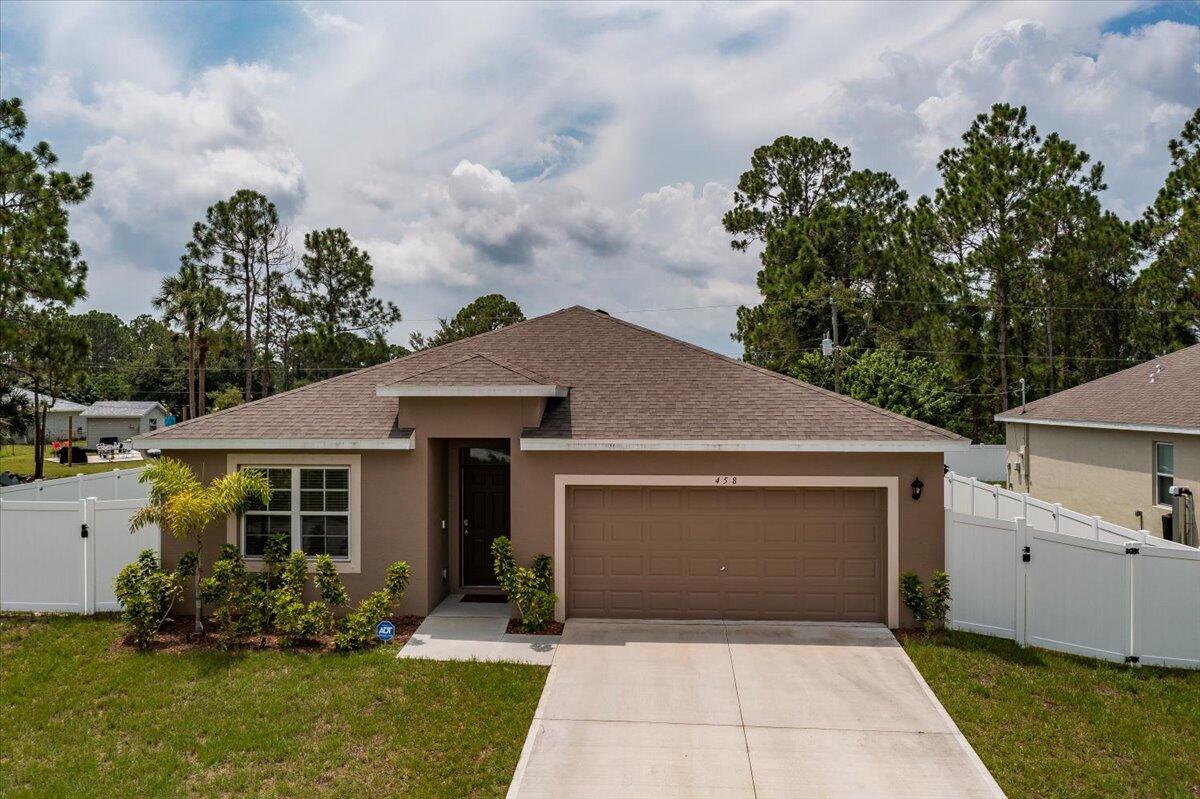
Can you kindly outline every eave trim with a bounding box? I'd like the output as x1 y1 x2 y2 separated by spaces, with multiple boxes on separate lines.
132 434 416 451
995 416 1200 436
520 438 969 453
375 385 568 398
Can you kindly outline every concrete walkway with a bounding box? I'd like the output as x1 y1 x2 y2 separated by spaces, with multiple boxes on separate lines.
395 594 559 666
507 620 1005 799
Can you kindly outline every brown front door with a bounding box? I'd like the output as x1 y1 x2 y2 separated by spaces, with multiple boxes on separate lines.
461 457 510 586
566 485 886 622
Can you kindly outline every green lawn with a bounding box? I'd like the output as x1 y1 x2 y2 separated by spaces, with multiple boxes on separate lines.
900 630 1200 799
0 615 547 798
0 444 130 479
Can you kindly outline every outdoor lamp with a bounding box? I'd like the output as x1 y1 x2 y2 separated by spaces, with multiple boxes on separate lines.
910 477 924 501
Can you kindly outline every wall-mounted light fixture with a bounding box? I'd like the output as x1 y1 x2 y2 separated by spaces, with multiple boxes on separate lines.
910 477 924 502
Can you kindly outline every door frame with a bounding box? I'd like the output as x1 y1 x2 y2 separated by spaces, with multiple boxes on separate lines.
553 474 901 627
458 449 511 589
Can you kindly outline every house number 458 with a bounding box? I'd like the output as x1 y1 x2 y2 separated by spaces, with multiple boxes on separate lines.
714 476 738 485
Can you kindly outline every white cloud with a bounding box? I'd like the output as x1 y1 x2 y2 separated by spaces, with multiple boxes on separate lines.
5 1 1196 353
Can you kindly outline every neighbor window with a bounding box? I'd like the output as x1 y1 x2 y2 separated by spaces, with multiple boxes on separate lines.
148 418 158 431
1155 442 1175 507
241 466 350 559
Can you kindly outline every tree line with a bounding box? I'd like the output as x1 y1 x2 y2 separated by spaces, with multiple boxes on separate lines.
724 103 1198 441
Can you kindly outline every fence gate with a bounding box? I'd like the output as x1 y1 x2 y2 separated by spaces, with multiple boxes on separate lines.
0 497 159 613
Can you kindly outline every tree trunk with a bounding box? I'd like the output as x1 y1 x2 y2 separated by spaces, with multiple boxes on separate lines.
187 331 197 421
996 275 1010 412
193 534 204 637
243 271 253 402
198 334 208 416
32 385 45 481
260 253 272 398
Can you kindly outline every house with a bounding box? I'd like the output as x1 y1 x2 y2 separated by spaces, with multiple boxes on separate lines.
82 401 168 444
10 387 87 443
136 306 968 627
997 343 1199 541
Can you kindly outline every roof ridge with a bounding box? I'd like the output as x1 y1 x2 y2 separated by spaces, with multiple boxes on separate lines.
578 307 963 441
142 307 576 439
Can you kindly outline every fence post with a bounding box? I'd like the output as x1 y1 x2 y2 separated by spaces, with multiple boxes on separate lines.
1092 516 1102 541
969 477 978 516
1125 540 1138 665
947 475 955 513
993 484 1000 518
81 497 97 615
75 473 84 500
1021 492 1029 522
944 507 956 626
1014 516 1028 648
1054 503 1063 532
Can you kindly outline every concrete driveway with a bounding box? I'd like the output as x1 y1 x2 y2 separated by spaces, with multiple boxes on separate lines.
507 621 1004 799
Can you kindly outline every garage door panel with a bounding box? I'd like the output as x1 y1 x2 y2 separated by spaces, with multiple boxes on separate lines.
567 486 885 622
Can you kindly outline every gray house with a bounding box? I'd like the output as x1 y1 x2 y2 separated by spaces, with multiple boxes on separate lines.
10 387 88 443
81 401 168 444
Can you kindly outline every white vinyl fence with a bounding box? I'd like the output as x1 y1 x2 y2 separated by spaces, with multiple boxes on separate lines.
943 444 1007 482
0 470 158 614
943 473 1200 670
0 467 148 502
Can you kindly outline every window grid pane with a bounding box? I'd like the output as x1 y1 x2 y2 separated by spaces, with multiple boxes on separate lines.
1157 443 1174 475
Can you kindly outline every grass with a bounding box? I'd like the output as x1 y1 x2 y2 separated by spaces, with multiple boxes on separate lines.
0 443 131 479
0 614 547 798
899 629 1200 799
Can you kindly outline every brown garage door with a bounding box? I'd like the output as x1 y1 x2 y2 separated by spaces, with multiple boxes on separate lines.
567 485 886 622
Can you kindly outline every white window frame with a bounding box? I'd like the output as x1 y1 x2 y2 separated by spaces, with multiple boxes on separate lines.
1154 441 1175 508
226 453 362 573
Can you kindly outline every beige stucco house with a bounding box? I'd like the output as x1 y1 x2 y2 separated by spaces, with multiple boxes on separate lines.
136 306 968 627
998 343 1199 541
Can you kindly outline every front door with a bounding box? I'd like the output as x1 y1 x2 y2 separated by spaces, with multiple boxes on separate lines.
460 448 511 586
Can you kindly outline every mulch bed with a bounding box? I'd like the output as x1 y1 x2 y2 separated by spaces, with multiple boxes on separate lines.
113 614 424 654
505 618 564 636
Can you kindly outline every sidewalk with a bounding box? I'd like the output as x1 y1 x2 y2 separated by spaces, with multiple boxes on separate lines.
396 594 559 666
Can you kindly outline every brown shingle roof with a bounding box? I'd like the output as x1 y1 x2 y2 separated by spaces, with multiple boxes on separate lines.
996 343 1200 431
142 306 965 444
390 353 552 386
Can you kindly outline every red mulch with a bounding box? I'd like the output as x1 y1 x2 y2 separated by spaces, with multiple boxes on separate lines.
113 614 424 654
505 618 564 636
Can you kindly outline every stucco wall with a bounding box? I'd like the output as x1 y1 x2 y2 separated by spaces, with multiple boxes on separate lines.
1005 422 1200 537
162 395 947 625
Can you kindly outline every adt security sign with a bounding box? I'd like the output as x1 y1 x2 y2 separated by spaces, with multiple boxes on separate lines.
375 620 396 643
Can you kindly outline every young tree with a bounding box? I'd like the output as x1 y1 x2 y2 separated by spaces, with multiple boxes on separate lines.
409 293 525 350
131 458 270 636
0 97 92 351
185 190 279 403
155 262 229 419
10 309 88 478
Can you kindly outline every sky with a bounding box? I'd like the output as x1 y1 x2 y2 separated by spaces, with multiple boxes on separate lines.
1 0 1197 355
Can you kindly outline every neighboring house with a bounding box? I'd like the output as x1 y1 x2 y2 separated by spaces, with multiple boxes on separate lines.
997 343 1199 541
10 387 87 443
136 306 967 627
82 401 168 444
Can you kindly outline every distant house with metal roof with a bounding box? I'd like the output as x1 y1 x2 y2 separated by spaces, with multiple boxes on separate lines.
81 401 169 443
9 387 88 443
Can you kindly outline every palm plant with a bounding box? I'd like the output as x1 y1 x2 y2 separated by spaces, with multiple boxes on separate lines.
130 457 271 636
155 260 229 418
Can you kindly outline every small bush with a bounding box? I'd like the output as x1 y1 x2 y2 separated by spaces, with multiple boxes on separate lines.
333 560 411 652
900 570 951 633
314 555 348 608
273 551 331 647
199 546 269 648
114 549 184 649
492 537 557 633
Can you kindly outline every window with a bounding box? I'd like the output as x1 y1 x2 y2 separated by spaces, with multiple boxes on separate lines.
241 466 350 559
1155 443 1175 507
148 417 158 431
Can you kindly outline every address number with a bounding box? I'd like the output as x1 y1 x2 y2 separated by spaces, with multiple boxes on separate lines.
714 476 738 485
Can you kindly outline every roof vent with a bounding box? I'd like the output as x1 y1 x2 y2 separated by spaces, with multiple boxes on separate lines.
594 308 610 316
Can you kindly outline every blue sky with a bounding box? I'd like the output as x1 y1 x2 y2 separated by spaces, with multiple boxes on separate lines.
2 1 1197 354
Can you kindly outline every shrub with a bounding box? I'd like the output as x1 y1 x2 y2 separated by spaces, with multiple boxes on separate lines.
332 560 411 651
273 551 330 647
492 536 557 633
199 545 269 648
314 555 348 608
114 549 184 649
899 570 951 633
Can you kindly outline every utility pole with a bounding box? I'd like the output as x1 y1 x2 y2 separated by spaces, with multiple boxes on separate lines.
830 295 841 394
1019 378 1026 414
